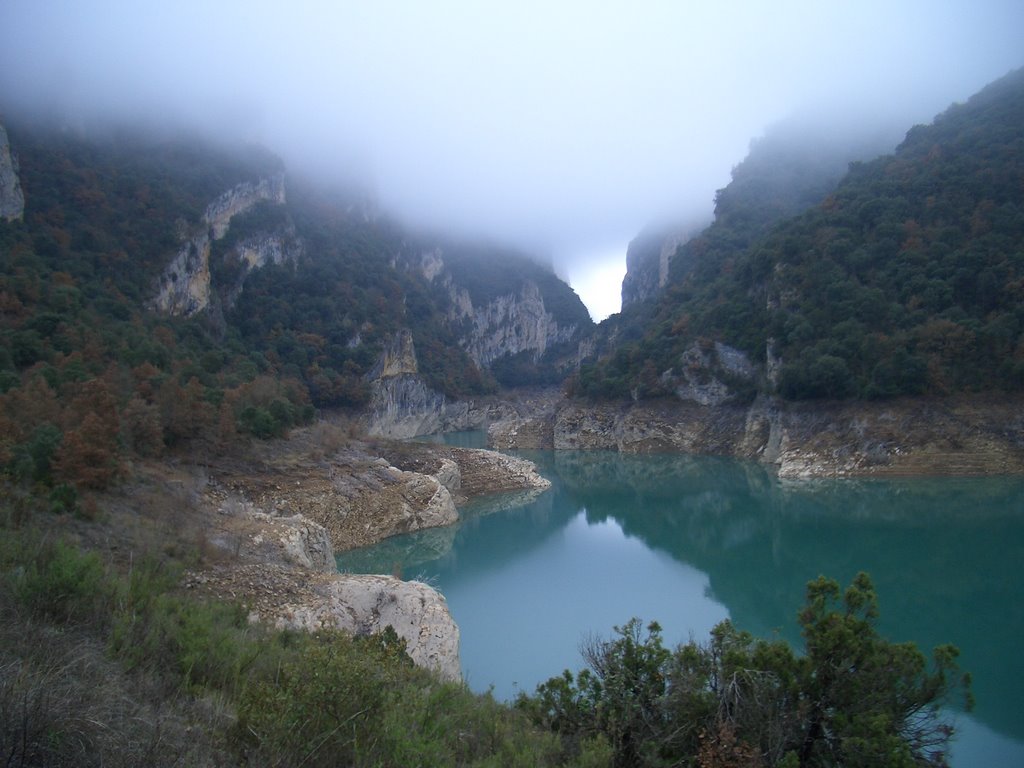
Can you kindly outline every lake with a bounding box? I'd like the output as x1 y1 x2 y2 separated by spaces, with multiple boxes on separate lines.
337 436 1024 767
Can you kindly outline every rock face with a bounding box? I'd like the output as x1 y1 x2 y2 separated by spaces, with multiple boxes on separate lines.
191 474 462 680
412 247 584 368
0 124 24 222
365 329 508 438
239 454 458 552
278 574 461 681
366 330 465 438
188 562 462 682
246 512 336 571
222 228 303 308
451 281 580 367
669 341 757 406
151 173 291 316
620 223 699 309
490 394 1024 477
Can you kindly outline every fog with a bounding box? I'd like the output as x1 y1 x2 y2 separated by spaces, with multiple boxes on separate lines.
2 1 1022 319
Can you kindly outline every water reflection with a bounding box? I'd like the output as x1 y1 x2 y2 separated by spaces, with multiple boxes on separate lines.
337 447 1024 764
550 451 1024 745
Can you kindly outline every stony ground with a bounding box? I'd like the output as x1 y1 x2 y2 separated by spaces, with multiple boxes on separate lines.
57 419 552 680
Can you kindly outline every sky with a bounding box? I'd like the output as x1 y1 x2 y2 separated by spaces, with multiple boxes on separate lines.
1 2 1023 321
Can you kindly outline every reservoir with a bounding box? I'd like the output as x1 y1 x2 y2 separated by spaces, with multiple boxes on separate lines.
338 437 1024 767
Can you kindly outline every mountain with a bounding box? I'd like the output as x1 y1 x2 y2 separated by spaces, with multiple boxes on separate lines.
0 117 592 487
578 67 1024 403
619 113 904 311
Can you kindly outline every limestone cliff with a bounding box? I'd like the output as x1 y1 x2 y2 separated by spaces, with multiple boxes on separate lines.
620 223 698 309
151 173 291 316
365 329 498 438
0 124 25 222
450 280 581 367
618 219 708 309
410 246 587 370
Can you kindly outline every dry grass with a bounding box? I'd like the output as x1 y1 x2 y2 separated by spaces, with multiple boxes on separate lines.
0 595 230 767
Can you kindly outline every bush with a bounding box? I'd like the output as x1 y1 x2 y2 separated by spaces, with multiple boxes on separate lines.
520 573 971 768
9 423 63 485
14 540 112 626
109 559 263 695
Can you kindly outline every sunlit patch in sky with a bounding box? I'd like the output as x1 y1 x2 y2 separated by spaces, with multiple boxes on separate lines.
566 245 627 322
4 2 1020 281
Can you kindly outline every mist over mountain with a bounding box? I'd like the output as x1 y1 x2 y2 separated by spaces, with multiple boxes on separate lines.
3 1 1022 318
2 12 1024 766
620 108 912 310
576 66 1024 403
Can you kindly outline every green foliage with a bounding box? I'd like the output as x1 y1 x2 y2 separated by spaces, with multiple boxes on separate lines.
0 517 590 767
585 67 1024 402
520 573 971 768
14 539 112 625
236 627 570 768
47 483 79 515
491 344 578 388
9 423 63 485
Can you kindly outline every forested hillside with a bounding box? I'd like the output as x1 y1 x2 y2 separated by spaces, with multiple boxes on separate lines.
577 67 1024 402
0 117 590 496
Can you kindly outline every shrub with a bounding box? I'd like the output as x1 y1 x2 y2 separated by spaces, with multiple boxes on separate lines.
520 573 971 768
14 540 112 626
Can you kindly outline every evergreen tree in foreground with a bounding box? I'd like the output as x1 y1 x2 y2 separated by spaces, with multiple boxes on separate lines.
519 572 971 767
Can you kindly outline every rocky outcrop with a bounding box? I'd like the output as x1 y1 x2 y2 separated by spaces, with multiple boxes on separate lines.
275 574 461 681
489 394 1024 477
255 455 458 552
452 281 580 367
186 562 461 681
620 223 700 308
0 124 25 222
369 328 420 379
151 173 290 316
152 239 212 316
667 341 758 406
489 416 555 450
205 176 286 238
367 374 462 438
189 475 461 679
365 329 507 438
371 441 551 503
365 330 461 438
222 228 303 309
247 512 336 571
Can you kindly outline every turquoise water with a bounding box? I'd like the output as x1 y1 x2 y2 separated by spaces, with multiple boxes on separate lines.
338 438 1024 767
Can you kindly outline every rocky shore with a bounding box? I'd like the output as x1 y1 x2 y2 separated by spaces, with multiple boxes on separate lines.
129 388 1024 683
167 427 551 681
488 393 1024 477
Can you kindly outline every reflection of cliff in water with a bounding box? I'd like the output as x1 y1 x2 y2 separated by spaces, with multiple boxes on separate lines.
553 451 1024 740
337 481 579 587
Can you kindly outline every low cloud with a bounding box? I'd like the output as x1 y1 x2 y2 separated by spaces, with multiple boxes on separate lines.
2 1 1022 316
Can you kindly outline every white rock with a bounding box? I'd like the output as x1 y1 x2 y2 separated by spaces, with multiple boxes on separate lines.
278 574 462 681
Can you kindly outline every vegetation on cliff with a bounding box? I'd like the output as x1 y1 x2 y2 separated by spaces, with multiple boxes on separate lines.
576 67 1024 402
0 58 1006 768
0 508 592 766
0 116 593 496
